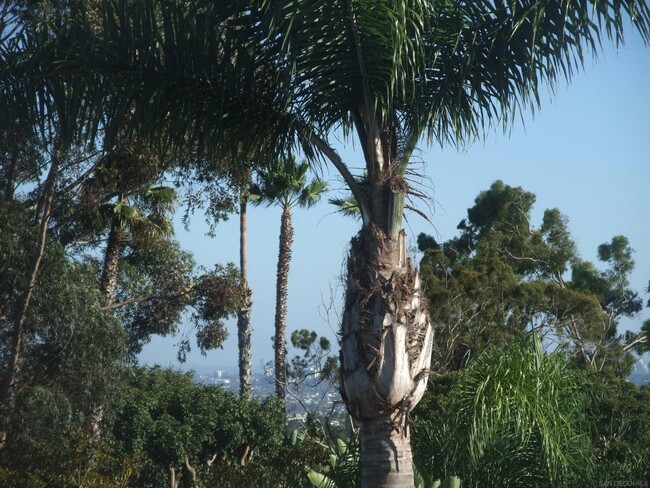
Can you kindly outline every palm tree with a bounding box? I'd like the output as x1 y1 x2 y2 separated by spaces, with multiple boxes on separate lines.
4 1 649 485
237 175 254 399
249 156 327 407
98 186 176 305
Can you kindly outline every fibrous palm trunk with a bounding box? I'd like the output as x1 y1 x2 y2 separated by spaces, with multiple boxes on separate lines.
237 194 253 399
274 203 293 407
100 219 123 306
340 226 433 488
92 215 124 438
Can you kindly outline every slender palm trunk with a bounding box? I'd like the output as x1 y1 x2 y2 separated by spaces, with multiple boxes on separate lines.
100 219 123 305
274 203 293 406
340 226 433 488
1 155 60 413
237 193 253 398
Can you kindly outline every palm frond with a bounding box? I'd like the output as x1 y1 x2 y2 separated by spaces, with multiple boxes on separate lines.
329 196 361 220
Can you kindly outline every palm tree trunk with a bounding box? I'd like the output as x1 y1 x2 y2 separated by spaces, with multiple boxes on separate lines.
100 219 123 305
274 203 293 407
340 226 433 488
360 416 414 488
1 155 60 413
88 210 125 439
237 193 253 398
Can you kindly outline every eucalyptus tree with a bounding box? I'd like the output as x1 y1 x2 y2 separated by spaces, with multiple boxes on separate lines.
418 181 647 376
4 0 650 485
250 156 327 406
0 11 105 417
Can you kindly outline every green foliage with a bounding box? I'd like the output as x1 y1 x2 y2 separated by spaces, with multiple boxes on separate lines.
419 181 647 376
206 427 329 488
413 336 596 487
111 367 285 486
0 204 130 484
285 329 342 431
112 237 244 359
306 435 360 488
289 329 339 385
584 373 650 480
249 156 328 210
188 262 245 357
0 427 143 488
0 202 127 409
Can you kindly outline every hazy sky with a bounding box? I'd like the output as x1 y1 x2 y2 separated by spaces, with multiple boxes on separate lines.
139 31 650 371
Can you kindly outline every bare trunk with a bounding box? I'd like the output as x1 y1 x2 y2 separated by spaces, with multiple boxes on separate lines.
274 204 293 406
238 194 253 398
340 226 433 488
360 416 414 488
100 219 123 305
1 156 60 412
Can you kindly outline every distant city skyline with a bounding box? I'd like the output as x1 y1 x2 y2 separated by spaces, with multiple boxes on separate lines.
139 29 650 371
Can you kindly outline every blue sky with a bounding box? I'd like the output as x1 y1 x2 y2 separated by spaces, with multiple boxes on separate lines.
139 31 650 371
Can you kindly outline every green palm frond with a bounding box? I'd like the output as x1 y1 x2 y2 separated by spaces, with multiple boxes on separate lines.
267 0 650 150
4 0 649 175
299 178 328 208
441 335 596 486
2 0 291 158
328 196 361 219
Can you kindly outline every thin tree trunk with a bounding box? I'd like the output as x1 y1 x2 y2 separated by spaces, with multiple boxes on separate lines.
100 218 123 305
182 457 196 488
237 193 253 398
274 204 293 407
340 226 433 488
1 155 60 412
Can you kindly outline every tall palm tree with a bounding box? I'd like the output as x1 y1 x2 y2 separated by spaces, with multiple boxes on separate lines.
237 176 254 399
4 1 649 485
249 157 327 407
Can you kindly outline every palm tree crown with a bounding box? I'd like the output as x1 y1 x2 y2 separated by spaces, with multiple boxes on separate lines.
249 157 328 210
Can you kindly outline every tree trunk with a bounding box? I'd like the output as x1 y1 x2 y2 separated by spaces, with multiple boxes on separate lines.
1 155 60 413
274 203 293 407
100 219 123 305
360 416 414 488
93 210 125 438
340 226 433 488
237 193 253 398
